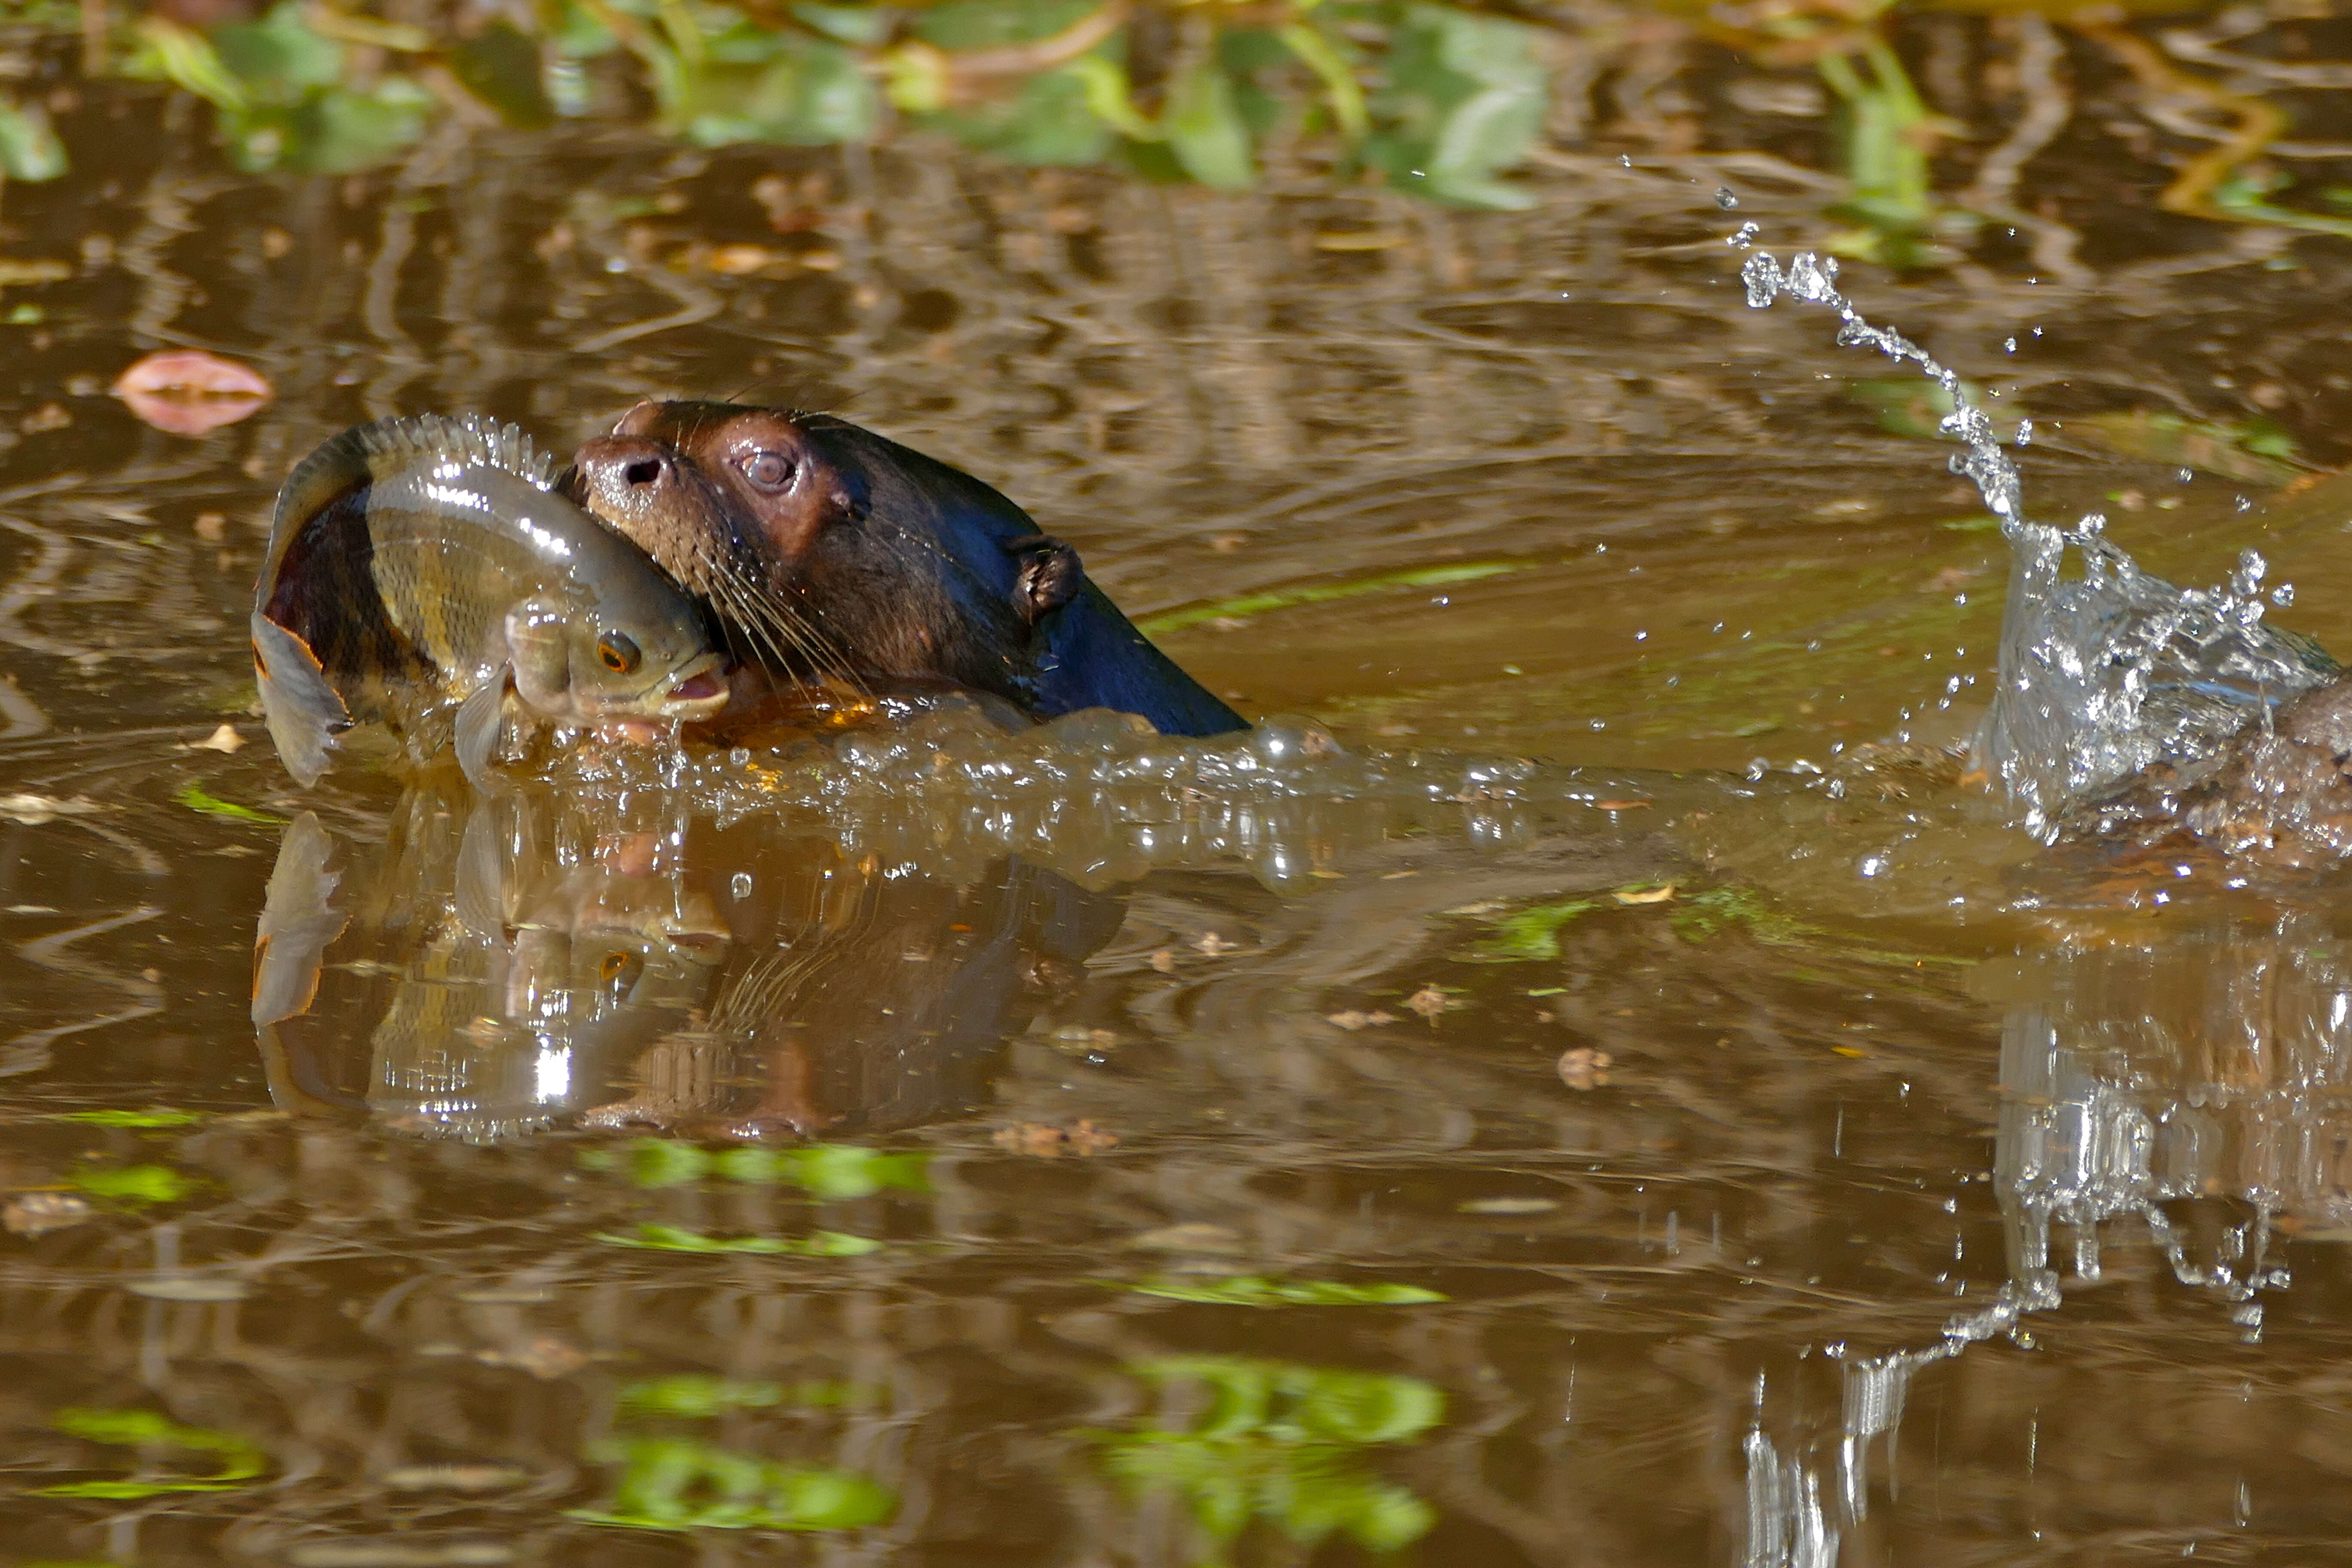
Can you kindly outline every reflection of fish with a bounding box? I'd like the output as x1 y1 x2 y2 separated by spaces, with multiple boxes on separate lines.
251 414 731 790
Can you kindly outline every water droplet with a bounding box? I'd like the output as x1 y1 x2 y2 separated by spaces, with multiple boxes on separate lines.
730 872 753 899
1714 186 1739 210
2004 337 2018 353
2017 419 2034 447
1785 251 1838 303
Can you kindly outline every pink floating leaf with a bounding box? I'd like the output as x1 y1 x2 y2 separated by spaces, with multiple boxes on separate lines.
111 349 273 436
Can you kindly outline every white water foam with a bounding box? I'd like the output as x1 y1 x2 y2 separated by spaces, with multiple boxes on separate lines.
1737 242 2336 840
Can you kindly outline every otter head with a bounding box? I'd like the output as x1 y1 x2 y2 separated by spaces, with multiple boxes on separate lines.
564 401 1009 692
567 401 869 595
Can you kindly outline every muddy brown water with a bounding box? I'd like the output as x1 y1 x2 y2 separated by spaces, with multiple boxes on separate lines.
9 76 2352 1568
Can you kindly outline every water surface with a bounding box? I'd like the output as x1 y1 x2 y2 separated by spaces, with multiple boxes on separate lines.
6 55 2352 1568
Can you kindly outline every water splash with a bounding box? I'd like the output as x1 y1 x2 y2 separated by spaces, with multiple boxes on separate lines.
1740 246 2335 839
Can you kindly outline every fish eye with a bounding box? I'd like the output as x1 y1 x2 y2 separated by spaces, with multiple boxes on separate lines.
597 631 641 674
741 451 794 493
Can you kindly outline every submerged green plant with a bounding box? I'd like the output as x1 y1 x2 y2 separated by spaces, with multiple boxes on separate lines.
37 1408 266 1498
68 1163 191 1205
1092 1357 1443 1558
578 1138 931 1198
1455 896 1601 963
618 1375 874 1417
52 1106 202 1127
572 1439 895 1531
1128 1274 1445 1307
597 1223 882 1256
174 781 286 825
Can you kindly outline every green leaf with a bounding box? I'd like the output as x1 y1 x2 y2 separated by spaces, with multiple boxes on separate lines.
34 1478 247 1498
70 1164 190 1205
1164 58 1254 190
1456 897 1599 963
1277 21 1366 141
616 1375 868 1416
719 1143 930 1198
619 1376 784 1417
36 1406 266 1497
598 1224 882 1256
447 22 556 129
922 67 1109 165
174 782 286 825
1346 1482 1440 1552
912 0 1096 51
1129 1275 1446 1307
1137 562 1519 637
1093 1359 1443 1555
572 1438 895 1531
790 2 891 46
0 99 66 181
295 79 434 174
124 18 251 112
590 1139 713 1187
1291 1370 1446 1445
212 2 345 99
588 1140 928 1196
684 44 878 147
54 1107 201 1128
1363 3 1544 210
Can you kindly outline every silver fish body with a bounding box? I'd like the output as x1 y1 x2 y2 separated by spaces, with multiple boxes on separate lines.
252 414 729 789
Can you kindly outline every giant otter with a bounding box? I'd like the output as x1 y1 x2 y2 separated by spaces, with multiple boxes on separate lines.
559 401 1247 739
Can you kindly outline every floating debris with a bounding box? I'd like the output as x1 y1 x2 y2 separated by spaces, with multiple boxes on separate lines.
1558 1047 1614 1090
994 1120 1118 1156
3 1191 93 1236
110 349 273 436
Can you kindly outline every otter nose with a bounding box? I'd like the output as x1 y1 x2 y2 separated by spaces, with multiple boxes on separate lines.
573 435 677 506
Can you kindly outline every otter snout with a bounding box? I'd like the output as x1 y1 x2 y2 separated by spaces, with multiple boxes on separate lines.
567 434 687 524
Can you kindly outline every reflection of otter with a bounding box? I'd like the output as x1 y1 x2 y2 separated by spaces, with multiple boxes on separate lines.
251 784 1127 1141
559 401 1248 739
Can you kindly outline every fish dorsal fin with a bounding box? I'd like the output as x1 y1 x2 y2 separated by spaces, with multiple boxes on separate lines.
352 413 557 490
258 414 556 589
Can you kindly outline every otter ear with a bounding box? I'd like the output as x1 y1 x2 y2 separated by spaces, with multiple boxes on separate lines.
826 466 869 526
1007 534 1082 624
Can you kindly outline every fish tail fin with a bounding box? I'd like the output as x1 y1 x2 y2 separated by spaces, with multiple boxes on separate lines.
251 611 350 788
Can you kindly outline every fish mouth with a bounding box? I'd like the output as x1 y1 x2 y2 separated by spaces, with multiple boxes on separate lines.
659 655 731 719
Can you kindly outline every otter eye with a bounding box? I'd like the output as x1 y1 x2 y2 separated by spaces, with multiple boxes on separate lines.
741 451 794 492
599 950 631 982
597 631 641 674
